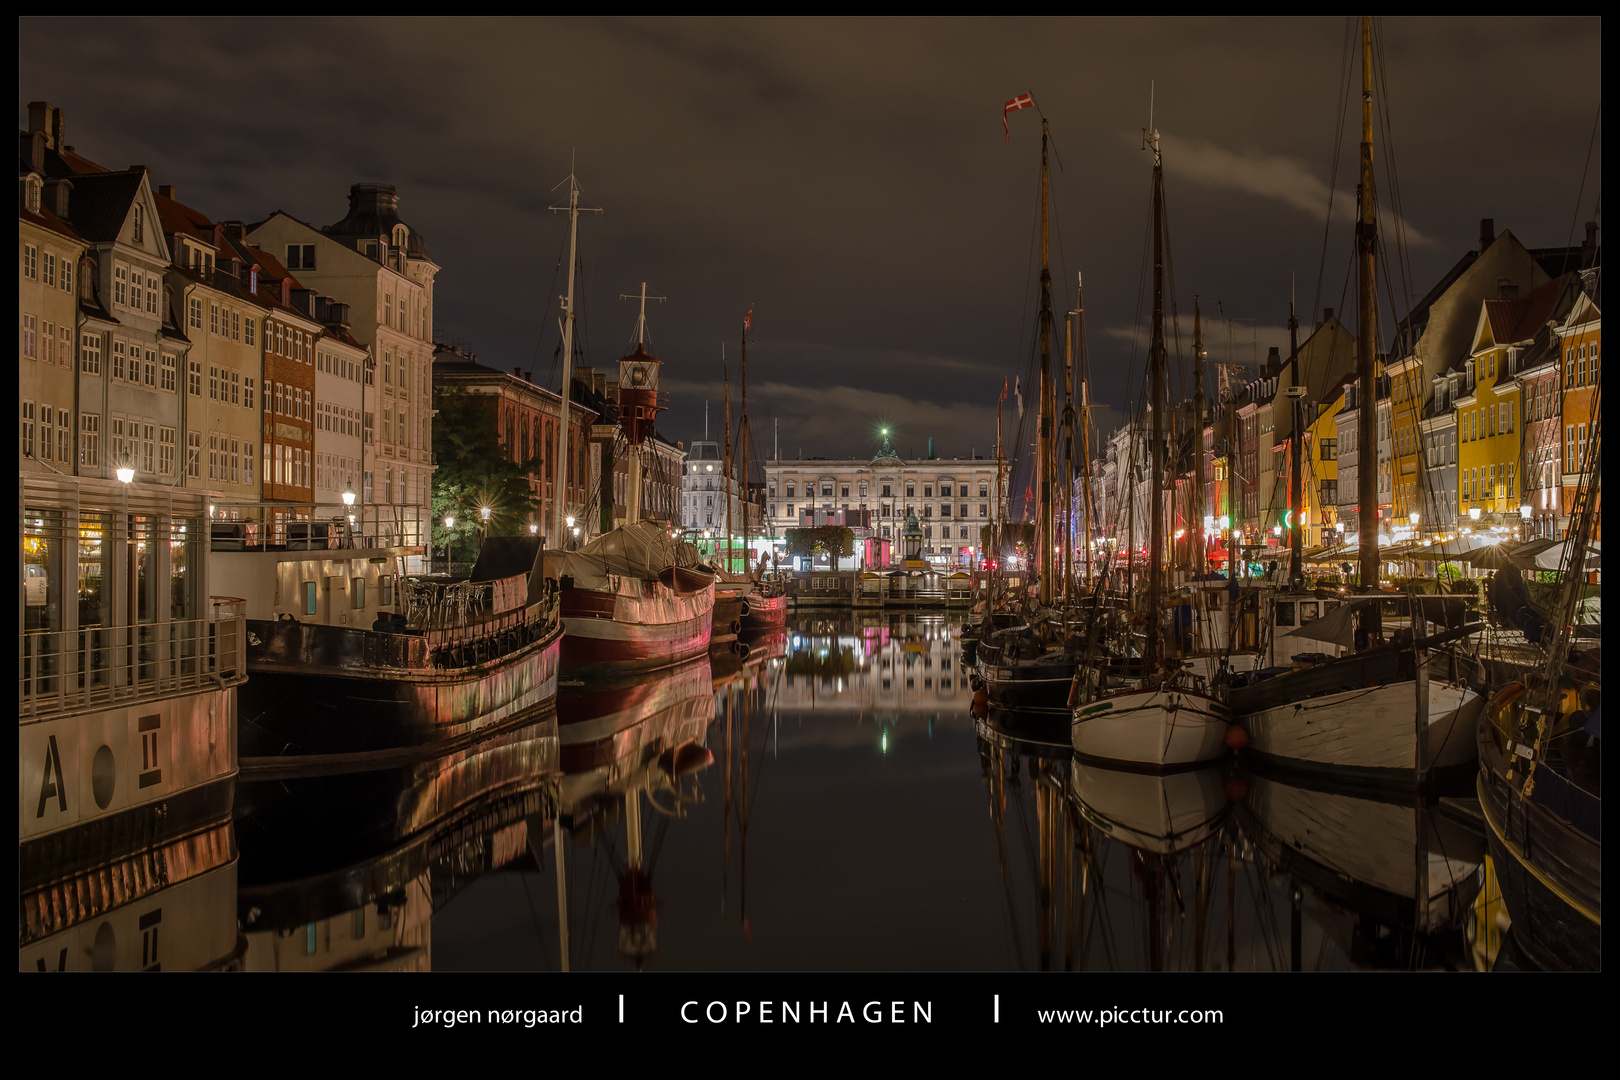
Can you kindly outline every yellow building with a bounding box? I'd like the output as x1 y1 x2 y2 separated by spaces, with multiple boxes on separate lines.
1298 374 1353 549
1459 281 1566 522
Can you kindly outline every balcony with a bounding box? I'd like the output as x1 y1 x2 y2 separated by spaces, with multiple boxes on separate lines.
20 599 246 719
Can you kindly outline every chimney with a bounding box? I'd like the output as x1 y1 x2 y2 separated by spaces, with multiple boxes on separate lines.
213 223 226 250
1479 218 1495 251
27 102 63 150
280 277 291 306
29 131 45 173
1266 346 1282 375
158 185 175 200
1582 220 1598 262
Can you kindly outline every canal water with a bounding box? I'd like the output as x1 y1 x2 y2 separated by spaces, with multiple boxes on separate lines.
31 612 1492 972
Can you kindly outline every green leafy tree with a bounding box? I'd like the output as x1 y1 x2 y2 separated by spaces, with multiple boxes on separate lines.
784 526 854 562
430 388 543 562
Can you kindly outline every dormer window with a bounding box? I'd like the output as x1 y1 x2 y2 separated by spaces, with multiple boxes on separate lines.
24 176 41 214
392 225 408 250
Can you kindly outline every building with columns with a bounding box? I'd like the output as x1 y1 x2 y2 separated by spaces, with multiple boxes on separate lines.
762 435 1003 565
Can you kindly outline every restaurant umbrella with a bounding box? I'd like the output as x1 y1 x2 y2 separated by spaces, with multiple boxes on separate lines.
1534 538 1601 572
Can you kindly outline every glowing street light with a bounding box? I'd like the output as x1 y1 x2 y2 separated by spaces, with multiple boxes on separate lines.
529 523 539 535
480 506 491 522
1469 506 1482 521
1409 511 1420 526
116 466 135 484
342 484 356 507
445 515 455 529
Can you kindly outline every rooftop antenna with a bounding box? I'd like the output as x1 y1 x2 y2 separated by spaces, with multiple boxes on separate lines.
618 281 667 349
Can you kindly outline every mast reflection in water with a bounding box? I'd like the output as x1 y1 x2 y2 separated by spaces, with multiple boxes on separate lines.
41 613 1492 970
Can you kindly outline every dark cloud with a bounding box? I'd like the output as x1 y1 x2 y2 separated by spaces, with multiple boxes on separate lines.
21 17 1600 459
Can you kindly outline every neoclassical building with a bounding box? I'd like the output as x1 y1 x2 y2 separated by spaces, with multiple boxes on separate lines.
763 434 1004 563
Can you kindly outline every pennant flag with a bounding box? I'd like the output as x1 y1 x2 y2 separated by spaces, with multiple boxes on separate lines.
1000 377 1008 402
744 304 753 333
1003 93 1034 143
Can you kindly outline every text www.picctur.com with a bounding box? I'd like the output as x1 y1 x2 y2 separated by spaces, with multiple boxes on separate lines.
1037 1007 1224 1026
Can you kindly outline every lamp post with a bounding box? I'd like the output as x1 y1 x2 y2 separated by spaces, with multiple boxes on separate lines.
342 484 356 548
444 515 455 574
565 515 575 550
116 466 135 485
480 506 492 552
1519 503 1532 542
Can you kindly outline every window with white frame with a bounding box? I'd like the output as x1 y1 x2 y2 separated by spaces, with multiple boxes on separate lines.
21 313 37 358
23 244 37 279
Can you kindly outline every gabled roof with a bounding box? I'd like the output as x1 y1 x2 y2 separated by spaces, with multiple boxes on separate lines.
155 190 216 246
54 169 145 243
1390 248 1479 358
1471 274 1579 356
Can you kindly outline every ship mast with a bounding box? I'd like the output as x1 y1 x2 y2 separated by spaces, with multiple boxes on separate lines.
548 166 600 546
1192 299 1206 585
1037 119 1055 608
723 345 732 573
1076 274 1095 588
1355 16 1382 642
1287 299 1304 588
740 312 752 577
1145 112 1166 676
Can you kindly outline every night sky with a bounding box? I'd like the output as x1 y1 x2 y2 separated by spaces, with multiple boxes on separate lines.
20 17 1601 464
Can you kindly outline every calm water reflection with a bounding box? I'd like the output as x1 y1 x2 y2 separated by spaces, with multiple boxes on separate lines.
25 611 1487 971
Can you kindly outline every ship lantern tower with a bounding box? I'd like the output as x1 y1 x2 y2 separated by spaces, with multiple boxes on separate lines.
616 282 667 524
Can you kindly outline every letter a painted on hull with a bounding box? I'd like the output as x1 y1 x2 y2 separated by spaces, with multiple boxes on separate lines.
37 734 67 818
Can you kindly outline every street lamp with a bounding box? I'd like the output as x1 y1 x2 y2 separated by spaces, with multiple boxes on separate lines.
1520 502 1533 541
116 466 135 484
444 515 455 573
1409 511 1419 525
1469 506 1482 521
342 484 355 508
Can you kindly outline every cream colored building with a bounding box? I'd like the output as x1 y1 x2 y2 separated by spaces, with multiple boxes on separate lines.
157 192 266 503
249 184 439 560
764 438 1001 562
19 155 84 478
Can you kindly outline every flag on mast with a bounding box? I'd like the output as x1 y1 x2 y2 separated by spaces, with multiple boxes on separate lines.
744 305 753 333
1014 376 1024 419
1003 92 1034 143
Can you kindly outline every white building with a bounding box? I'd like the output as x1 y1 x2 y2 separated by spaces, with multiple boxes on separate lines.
763 437 1003 565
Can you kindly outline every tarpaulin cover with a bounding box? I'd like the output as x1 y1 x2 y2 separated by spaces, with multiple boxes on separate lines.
470 535 548 606
541 521 709 593
1279 595 1382 648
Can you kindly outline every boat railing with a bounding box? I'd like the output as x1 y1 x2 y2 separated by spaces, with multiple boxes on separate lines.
207 500 429 552
19 600 247 719
401 579 493 630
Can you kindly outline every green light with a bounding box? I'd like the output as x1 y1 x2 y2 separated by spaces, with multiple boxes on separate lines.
1283 509 1294 529
881 729 888 754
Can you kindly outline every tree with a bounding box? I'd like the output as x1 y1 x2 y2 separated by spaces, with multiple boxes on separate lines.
784 526 854 562
430 388 543 561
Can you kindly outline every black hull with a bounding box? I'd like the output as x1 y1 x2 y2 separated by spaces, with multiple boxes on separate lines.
979 661 1077 713
240 619 562 761
1476 717 1601 972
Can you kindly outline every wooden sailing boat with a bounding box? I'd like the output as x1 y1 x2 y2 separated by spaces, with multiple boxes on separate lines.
1070 110 1230 770
723 311 788 634
974 107 1093 713
1226 18 1484 785
1475 361 1600 968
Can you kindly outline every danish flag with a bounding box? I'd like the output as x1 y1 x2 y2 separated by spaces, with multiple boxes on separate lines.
1003 93 1034 143
744 305 753 333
